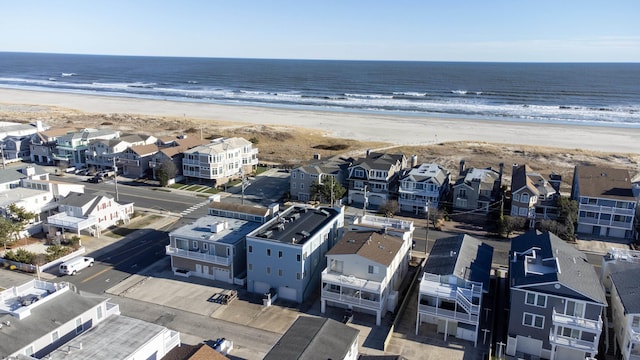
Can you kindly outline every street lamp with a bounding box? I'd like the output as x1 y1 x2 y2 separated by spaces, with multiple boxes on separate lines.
424 202 430 254
112 156 119 202
362 185 368 216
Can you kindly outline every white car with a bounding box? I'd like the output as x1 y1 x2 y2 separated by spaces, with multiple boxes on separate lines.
58 256 94 275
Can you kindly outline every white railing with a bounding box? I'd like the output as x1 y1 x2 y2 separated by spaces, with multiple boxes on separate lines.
106 302 121 317
456 288 480 315
164 330 181 353
418 303 479 324
580 204 635 216
165 246 231 266
321 289 383 310
552 310 602 333
549 330 597 352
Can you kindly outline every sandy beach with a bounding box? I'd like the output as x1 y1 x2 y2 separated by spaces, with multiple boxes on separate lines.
1 88 639 154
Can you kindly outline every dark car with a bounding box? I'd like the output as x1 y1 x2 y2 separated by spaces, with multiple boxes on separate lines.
342 309 353 324
87 176 103 183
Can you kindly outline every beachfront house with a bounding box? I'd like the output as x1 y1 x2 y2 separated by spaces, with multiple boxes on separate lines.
246 204 345 303
290 154 351 203
166 200 276 283
46 191 134 237
506 231 607 360
52 128 120 169
118 144 159 178
29 127 77 165
263 316 359 360
1 135 32 164
321 214 414 326
182 137 259 187
85 134 157 171
416 234 493 346
510 164 561 226
398 161 450 215
452 160 503 214
571 165 637 241
149 136 209 181
346 151 409 210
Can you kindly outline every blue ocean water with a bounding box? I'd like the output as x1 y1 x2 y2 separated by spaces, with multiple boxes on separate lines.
1 52 639 127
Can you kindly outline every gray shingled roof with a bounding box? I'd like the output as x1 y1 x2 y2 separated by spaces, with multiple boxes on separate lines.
610 268 640 315
264 316 359 360
510 231 607 304
401 163 449 186
424 234 493 290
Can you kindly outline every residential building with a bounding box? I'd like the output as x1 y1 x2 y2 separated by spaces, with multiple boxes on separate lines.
510 164 561 226
46 313 180 360
85 134 156 171
0 121 45 140
321 222 412 325
246 205 345 303
571 165 637 241
47 192 134 237
0 279 120 359
602 248 640 360
398 162 450 215
290 154 351 203
0 165 49 192
416 234 493 346
166 200 275 283
452 160 502 214
29 127 76 165
0 187 57 236
263 316 359 360
118 143 160 178
506 231 607 360
347 151 409 209
1 135 32 164
53 128 120 168
182 137 258 186
149 136 209 181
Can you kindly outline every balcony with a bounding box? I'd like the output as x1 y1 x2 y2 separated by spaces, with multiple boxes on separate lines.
322 288 384 310
549 330 598 353
322 270 382 293
165 246 231 266
552 309 602 333
580 204 635 216
417 303 479 324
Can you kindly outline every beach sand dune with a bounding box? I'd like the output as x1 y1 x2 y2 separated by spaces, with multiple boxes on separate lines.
1 88 638 189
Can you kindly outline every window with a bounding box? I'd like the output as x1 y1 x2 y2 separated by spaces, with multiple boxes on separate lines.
296 254 301 262
278 269 283 277
267 249 271 256
266 267 271 275
248 263 253 271
521 193 529 203
248 245 253 253
296 272 301 280
203 243 208 251
565 300 585 317
525 292 547 307
368 265 379 274
632 316 640 328
97 305 103 320
76 317 84 334
523 313 544 329
52 330 59 342
559 326 580 339
278 251 283 258
192 240 198 249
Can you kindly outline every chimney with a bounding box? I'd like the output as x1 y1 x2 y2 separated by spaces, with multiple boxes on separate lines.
366 149 371 157
512 163 519 177
459 159 466 176
411 154 418 168
499 162 504 186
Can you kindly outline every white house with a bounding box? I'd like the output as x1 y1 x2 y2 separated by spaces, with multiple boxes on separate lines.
47 192 134 237
182 137 259 186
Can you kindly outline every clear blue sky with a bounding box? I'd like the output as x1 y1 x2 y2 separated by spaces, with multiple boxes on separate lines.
2 0 639 62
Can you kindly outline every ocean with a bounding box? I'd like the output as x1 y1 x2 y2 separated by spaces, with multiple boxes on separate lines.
1 52 639 127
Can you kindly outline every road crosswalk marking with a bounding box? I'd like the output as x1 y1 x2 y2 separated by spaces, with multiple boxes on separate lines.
180 200 209 216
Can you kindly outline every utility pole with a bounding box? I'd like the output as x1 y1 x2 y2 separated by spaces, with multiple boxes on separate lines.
424 203 430 254
112 156 119 202
362 185 368 216
0 145 5 170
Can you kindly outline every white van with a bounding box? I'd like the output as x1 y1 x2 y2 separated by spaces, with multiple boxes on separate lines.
59 256 94 275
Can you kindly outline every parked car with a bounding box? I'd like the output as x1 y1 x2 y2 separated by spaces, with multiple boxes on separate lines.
87 176 104 183
59 256 94 275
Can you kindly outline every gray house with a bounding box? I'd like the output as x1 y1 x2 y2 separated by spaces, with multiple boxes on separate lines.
510 164 560 226
246 205 345 303
416 234 493 346
347 151 409 209
289 154 351 203
507 231 607 360
452 161 502 214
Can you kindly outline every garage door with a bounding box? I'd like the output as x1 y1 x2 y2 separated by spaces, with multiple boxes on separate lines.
278 286 298 302
214 268 230 282
516 335 542 358
555 345 585 360
254 281 271 295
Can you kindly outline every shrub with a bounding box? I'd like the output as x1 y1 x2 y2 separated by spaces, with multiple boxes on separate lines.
4 248 37 265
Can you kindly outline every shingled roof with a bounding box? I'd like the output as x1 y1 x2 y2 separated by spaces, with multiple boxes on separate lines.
328 230 403 267
573 165 634 201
